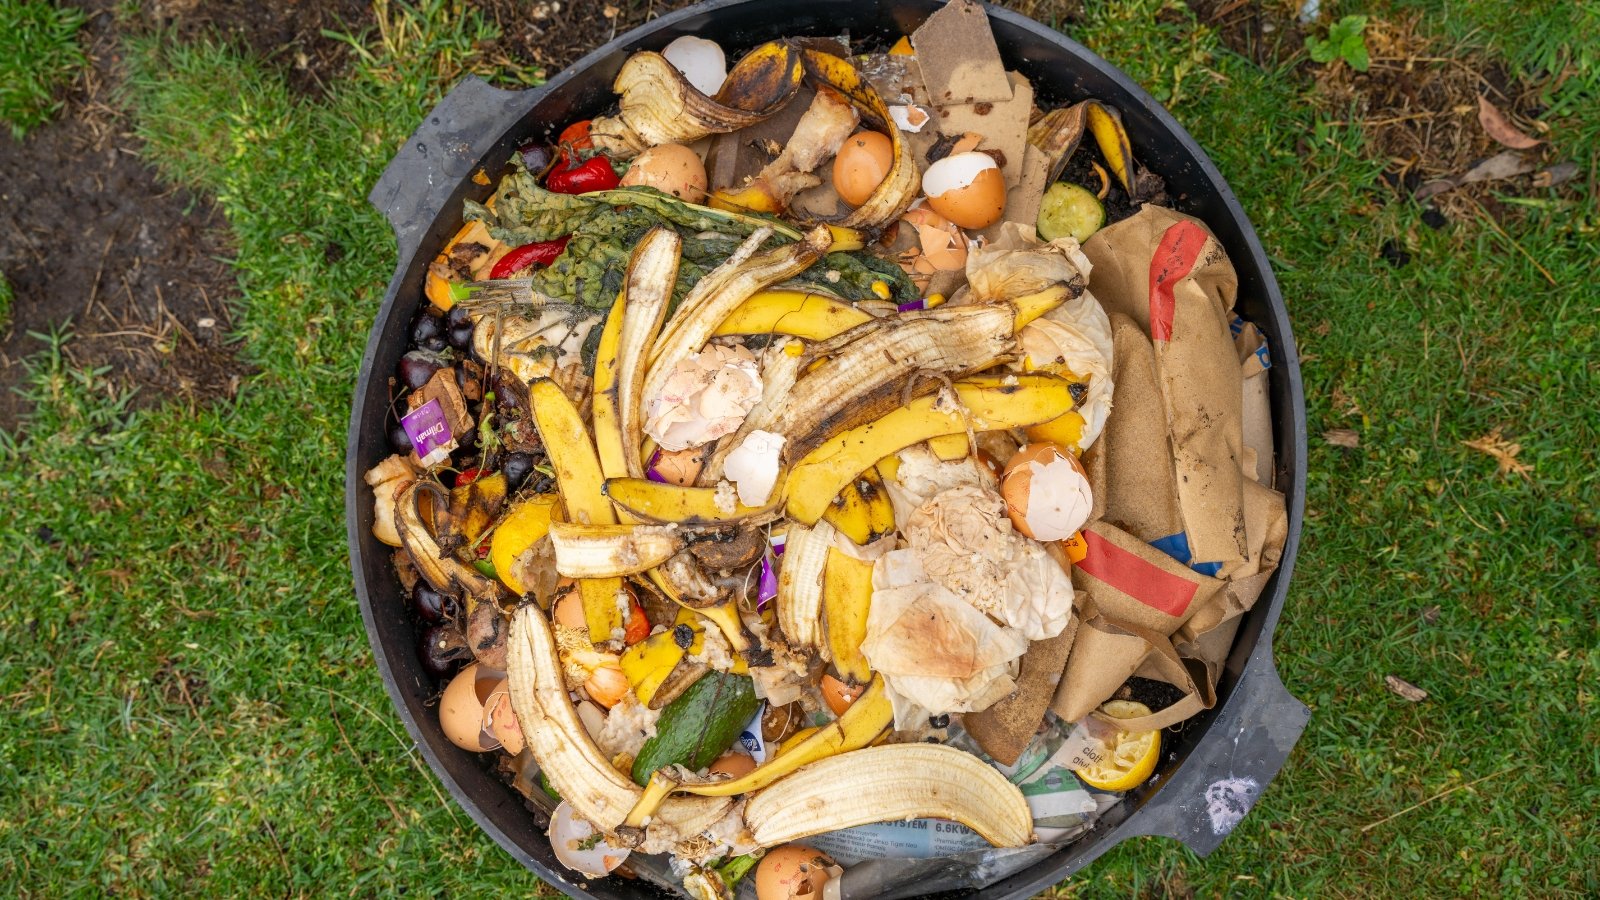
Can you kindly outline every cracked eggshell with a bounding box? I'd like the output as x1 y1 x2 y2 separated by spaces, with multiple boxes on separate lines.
755 845 837 900
923 151 1006 229
1001 442 1093 541
661 35 727 97
621 142 708 202
644 344 763 451
550 800 630 877
722 429 786 506
900 205 968 273
439 663 503 752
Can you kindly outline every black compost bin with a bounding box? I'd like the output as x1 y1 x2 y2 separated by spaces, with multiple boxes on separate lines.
346 2 1310 896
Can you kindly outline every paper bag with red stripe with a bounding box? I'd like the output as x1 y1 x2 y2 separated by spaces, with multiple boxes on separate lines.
1082 206 1247 568
1049 603 1215 733
1081 312 1186 544
1065 521 1223 636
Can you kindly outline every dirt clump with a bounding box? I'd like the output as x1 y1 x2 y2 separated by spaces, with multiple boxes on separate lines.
0 2 252 433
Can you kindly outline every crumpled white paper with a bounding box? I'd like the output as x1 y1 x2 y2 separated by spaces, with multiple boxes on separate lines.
862 549 1029 728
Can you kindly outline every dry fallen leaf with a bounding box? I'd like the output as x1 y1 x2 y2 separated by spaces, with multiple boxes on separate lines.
1385 675 1429 702
1415 150 1541 201
1462 429 1533 479
1324 429 1360 448
1476 95 1544 150
1534 161 1581 188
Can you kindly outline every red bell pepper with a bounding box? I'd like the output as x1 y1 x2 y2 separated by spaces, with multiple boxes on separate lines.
545 156 620 195
489 235 571 279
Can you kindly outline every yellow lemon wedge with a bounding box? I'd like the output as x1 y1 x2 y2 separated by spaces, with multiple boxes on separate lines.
1071 700 1161 792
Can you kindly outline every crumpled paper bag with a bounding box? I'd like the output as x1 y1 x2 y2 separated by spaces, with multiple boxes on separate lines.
1082 206 1247 567
1049 602 1214 733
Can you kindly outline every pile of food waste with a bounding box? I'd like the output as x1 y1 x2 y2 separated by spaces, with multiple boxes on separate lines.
366 3 1289 897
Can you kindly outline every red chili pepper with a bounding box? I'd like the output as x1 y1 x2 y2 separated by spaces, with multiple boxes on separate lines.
489 235 571 279
545 155 620 195
455 468 482 487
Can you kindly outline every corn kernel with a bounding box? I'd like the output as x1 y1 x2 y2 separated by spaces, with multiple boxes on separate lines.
870 280 892 300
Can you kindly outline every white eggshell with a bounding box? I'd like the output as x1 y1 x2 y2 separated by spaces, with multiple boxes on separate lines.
922 151 998 197
549 800 630 878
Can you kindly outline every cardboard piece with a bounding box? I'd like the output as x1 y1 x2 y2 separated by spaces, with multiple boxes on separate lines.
1083 207 1248 567
910 0 1013 107
935 71 1033 186
978 143 1050 246
1069 520 1223 635
964 614 1078 766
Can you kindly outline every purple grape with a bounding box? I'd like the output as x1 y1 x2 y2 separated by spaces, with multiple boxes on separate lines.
502 452 535 490
419 335 448 353
517 141 556 176
448 321 475 350
412 583 458 623
397 350 445 390
418 623 471 679
389 423 413 452
412 314 445 345
446 304 471 328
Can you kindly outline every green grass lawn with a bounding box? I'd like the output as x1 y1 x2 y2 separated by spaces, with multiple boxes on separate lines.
2 0 1596 896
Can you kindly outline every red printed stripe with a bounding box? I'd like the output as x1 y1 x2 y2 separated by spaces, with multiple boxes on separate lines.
1146 220 1207 342
1077 530 1198 617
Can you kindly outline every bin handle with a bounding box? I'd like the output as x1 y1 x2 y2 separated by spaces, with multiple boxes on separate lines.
367 76 542 263
1120 636 1309 857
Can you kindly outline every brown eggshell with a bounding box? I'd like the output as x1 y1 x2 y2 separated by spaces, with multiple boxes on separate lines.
709 750 757 778
652 446 706 486
1001 442 1093 541
621 143 708 202
833 131 894 207
553 580 585 630
926 164 1006 229
820 673 865 716
755 845 837 900
439 663 497 752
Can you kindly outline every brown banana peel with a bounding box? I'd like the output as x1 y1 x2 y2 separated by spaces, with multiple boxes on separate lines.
591 42 804 158
1028 99 1136 190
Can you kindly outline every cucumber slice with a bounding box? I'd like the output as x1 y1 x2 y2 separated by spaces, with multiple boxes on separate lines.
1037 182 1106 243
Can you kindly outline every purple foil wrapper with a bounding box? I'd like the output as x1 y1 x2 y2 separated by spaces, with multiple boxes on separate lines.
756 554 779 610
401 399 454 466
770 532 786 556
897 299 926 312
645 449 667 483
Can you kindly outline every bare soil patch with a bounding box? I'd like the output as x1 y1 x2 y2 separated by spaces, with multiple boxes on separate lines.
0 2 253 433
146 0 373 96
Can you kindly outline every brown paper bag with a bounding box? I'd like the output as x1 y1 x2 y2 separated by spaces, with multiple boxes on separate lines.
1050 606 1214 733
1175 478 1288 684
1235 317 1275 488
1067 520 1223 635
1086 313 1185 543
1082 206 1247 566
